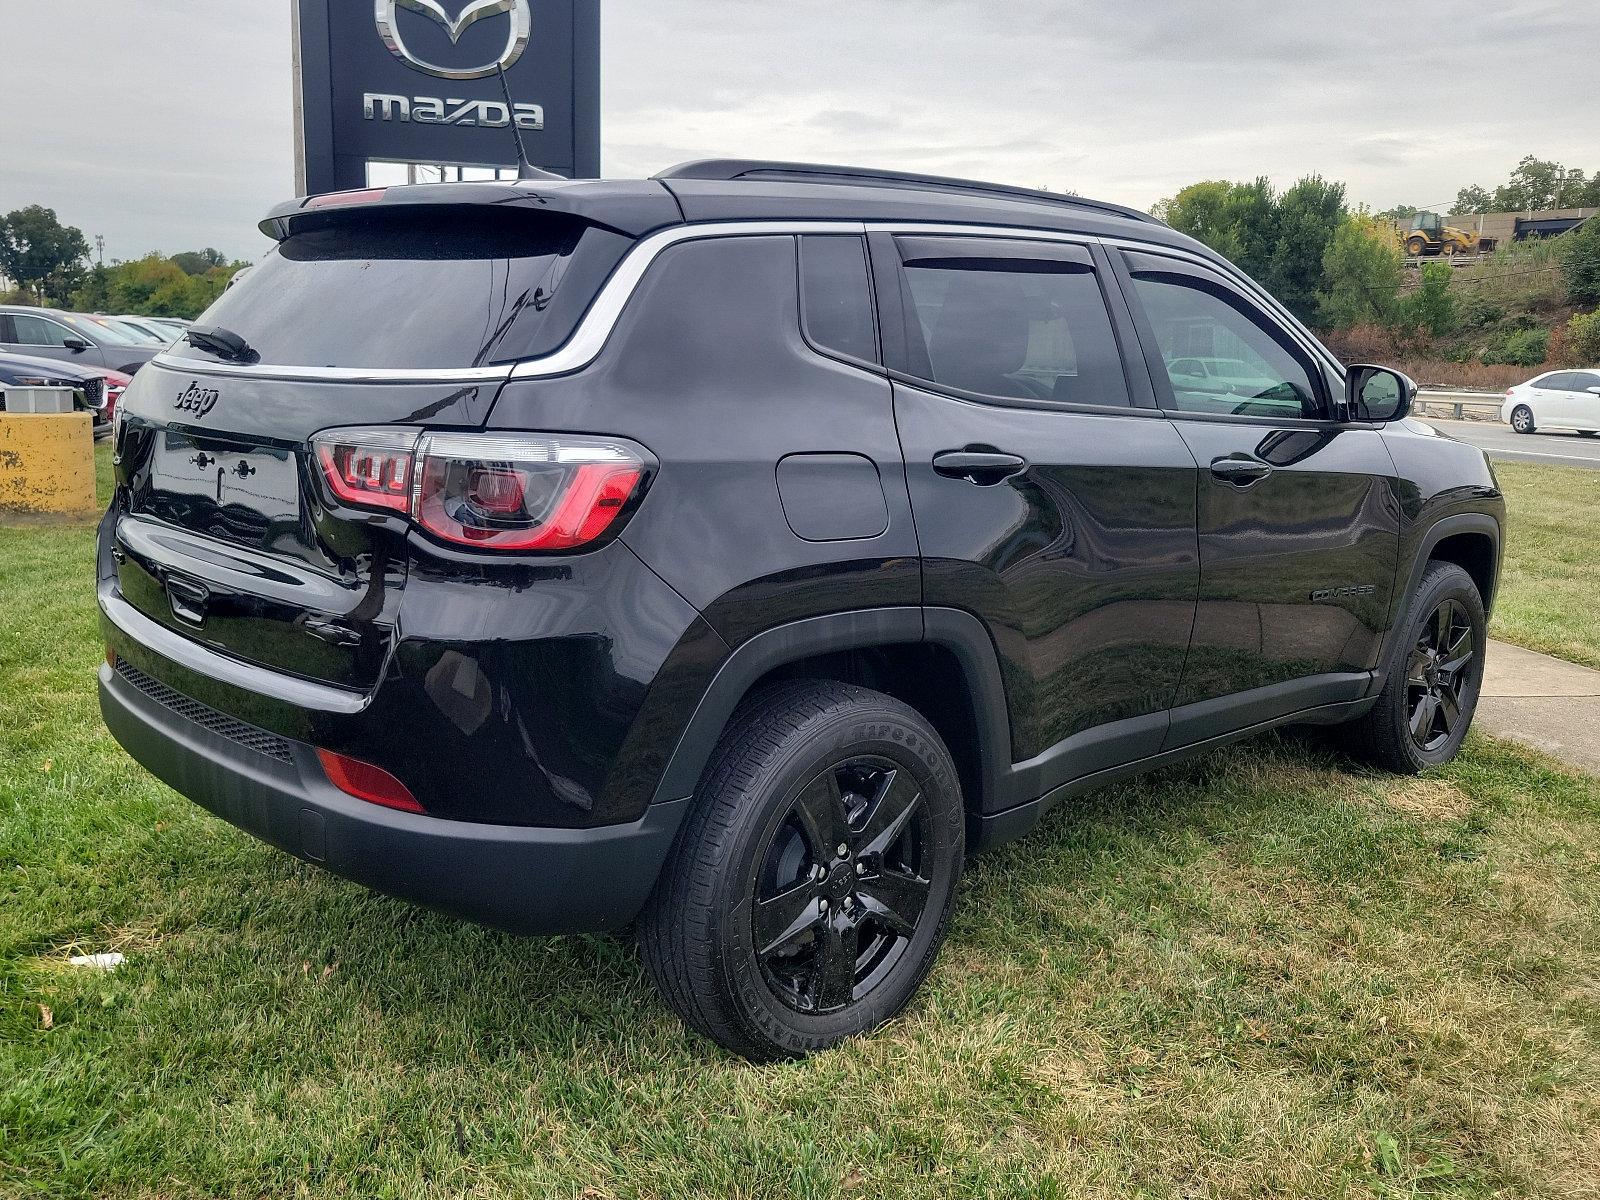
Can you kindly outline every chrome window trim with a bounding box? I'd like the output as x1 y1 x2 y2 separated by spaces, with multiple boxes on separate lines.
142 217 1339 388
148 220 866 385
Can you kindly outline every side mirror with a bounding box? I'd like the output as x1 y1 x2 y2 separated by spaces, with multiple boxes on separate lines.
1588 387 1600 396
62 337 91 352
1346 364 1416 423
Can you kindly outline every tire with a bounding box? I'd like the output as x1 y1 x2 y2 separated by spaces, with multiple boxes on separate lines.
1510 404 1536 434
639 679 965 1060
1406 237 1428 257
1345 561 1486 774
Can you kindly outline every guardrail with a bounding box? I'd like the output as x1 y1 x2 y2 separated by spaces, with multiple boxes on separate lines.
1414 389 1504 421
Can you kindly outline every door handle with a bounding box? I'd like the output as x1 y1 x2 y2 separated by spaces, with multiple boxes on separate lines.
932 450 1028 485
1209 456 1272 486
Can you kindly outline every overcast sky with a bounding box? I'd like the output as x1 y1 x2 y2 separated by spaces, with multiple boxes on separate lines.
1 0 1596 264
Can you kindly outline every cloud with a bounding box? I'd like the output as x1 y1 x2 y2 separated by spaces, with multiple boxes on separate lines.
0 0 1595 263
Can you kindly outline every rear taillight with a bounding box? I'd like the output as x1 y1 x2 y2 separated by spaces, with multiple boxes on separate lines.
309 428 650 552
313 428 417 514
413 433 644 551
316 748 423 814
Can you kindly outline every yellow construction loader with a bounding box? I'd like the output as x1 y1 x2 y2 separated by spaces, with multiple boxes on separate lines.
1402 212 1481 257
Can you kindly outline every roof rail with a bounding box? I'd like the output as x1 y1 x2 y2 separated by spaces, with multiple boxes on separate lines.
654 159 1156 224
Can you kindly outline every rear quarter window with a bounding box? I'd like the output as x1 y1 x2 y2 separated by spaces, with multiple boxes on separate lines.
167 208 619 371
799 235 879 365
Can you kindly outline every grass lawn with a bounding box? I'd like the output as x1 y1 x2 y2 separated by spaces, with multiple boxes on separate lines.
1493 461 1600 671
3 449 1599 1199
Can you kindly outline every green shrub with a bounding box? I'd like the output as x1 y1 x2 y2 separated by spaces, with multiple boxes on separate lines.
1566 309 1600 364
1481 327 1549 366
1560 218 1600 306
1457 293 1505 331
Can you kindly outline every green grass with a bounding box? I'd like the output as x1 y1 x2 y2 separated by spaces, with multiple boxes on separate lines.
1494 461 1600 670
3 451 1600 1198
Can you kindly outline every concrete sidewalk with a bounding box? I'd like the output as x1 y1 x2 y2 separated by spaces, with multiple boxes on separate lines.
1476 640 1600 775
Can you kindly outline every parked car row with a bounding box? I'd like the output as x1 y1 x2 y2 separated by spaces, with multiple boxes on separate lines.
0 349 130 433
0 305 190 433
0 304 191 375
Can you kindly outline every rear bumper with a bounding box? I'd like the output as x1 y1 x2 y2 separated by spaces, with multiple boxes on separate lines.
99 660 687 935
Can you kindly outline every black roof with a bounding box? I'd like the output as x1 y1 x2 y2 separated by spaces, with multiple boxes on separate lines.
261 160 1201 257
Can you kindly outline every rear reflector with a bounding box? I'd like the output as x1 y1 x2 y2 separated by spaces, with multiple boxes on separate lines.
316 748 424 814
310 427 650 553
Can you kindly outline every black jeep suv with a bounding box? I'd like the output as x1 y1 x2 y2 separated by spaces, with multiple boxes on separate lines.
98 161 1504 1059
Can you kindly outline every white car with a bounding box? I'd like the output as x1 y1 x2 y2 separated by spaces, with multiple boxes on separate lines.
1502 369 1600 436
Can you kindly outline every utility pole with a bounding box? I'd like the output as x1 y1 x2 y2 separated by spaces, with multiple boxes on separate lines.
94 234 105 266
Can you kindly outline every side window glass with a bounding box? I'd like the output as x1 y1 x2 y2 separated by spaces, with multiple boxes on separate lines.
1540 372 1575 391
798 235 878 364
900 258 1129 406
1575 372 1600 392
11 315 72 348
1129 271 1324 420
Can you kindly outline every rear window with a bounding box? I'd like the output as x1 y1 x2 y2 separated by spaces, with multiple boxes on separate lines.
166 208 602 371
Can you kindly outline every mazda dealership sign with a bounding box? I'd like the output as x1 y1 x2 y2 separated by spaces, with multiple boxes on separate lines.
293 0 600 194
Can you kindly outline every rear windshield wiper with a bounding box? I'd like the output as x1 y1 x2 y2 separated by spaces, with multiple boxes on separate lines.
185 325 258 364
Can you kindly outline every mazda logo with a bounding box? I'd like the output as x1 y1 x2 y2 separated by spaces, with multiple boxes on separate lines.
375 0 532 80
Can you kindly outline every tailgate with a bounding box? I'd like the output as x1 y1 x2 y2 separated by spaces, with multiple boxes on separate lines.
109 363 498 691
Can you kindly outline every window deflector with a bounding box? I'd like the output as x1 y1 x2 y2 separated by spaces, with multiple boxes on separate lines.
1116 250 1334 422
896 236 1094 270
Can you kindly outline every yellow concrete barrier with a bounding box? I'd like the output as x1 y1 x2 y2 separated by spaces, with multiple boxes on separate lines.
0 412 99 523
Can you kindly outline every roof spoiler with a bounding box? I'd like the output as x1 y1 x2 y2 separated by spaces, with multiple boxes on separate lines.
258 180 683 242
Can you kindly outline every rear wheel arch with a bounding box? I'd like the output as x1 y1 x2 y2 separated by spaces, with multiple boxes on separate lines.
650 608 1011 819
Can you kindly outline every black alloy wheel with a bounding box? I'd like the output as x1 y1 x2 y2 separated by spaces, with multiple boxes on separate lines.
1345 560 1485 774
640 679 964 1060
753 755 932 1014
1405 598 1475 752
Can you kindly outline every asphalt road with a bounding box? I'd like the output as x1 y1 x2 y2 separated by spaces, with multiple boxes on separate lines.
1415 416 1600 470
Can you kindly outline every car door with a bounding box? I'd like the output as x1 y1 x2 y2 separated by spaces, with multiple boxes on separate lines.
1109 248 1401 744
2 312 106 369
1531 372 1574 427
873 232 1199 794
1527 372 1572 427
1570 372 1600 430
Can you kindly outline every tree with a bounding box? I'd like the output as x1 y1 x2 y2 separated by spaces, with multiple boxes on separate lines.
1155 181 1246 262
70 262 112 313
1561 217 1600 306
0 205 90 305
1377 204 1420 222
1266 175 1346 321
1453 185 1493 214
1401 261 1457 338
107 254 192 314
1155 177 1278 281
1317 215 1402 328
1493 156 1568 211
